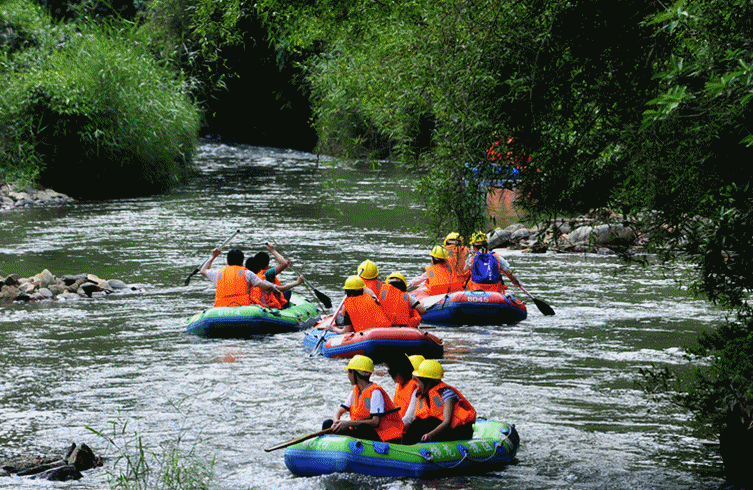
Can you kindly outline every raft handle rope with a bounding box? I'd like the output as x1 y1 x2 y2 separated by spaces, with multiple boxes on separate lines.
347 438 510 469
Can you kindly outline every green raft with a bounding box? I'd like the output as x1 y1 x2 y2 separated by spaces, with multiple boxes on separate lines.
186 293 319 338
284 420 519 478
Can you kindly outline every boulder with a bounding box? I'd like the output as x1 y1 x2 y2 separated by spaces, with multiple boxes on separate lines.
108 279 128 290
4 274 20 286
34 269 56 289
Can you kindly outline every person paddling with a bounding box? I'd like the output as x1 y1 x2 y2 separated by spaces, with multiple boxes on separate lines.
379 272 426 327
200 248 281 307
443 232 471 285
323 355 404 443
356 259 383 297
466 231 521 293
408 245 464 296
245 243 302 308
325 276 392 334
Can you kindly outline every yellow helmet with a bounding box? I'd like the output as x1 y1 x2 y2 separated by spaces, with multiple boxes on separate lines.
344 354 374 373
357 260 379 280
408 354 425 371
430 245 449 260
444 232 463 246
386 272 407 287
471 231 488 245
343 275 366 290
412 359 444 380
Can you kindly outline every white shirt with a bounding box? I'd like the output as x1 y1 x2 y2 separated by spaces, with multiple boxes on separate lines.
205 268 276 290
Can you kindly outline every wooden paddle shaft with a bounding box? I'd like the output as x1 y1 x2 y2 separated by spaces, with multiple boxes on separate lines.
264 406 401 452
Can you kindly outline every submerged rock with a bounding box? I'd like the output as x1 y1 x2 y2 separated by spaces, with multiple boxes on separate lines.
0 443 102 481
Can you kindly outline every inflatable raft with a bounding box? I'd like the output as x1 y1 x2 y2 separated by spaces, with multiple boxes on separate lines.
284 420 519 478
303 320 444 362
418 290 527 326
186 293 319 338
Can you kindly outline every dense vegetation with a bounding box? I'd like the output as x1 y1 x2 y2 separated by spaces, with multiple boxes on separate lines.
1 0 751 485
252 8 753 483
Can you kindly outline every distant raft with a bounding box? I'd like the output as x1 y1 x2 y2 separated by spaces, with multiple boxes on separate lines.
304 319 444 362
284 420 519 478
418 290 527 326
186 293 319 338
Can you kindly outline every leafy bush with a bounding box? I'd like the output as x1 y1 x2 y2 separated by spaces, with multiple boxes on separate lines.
1 0 200 198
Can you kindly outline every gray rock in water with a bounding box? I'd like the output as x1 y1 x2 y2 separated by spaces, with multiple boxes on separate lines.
29 465 82 481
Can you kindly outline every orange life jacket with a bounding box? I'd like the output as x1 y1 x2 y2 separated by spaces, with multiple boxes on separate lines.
468 252 506 293
446 244 470 284
424 262 464 295
214 265 251 307
393 378 418 419
362 278 383 297
415 381 476 429
249 268 287 309
350 383 404 442
343 293 392 332
380 285 421 327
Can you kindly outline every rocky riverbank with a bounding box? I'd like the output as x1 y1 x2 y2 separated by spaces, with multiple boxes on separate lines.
0 182 74 211
488 209 646 254
1 270 138 302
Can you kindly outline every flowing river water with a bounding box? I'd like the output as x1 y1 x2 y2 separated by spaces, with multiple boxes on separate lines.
0 142 728 490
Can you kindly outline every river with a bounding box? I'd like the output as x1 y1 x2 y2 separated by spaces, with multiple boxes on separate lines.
0 142 727 490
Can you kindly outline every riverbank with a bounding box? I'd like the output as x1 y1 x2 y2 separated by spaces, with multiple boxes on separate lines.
489 209 646 255
0 182 75 211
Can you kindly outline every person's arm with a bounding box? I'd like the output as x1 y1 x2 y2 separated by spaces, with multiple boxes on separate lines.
497 255 521 287
402 390 417 427
408 272 427 288
200 248 222 277
276 275 304 293
409 294 427 315
421 397 456 442
266 244 291 274
502 269 521 288
333 404 348 422
246 271 280 293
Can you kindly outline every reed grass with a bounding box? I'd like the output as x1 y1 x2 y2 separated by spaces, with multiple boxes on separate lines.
88 415 215 490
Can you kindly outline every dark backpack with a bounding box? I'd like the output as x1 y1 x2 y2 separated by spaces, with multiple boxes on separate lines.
471 252 501 284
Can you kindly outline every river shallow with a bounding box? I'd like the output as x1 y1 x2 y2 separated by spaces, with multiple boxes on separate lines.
0 142 727 490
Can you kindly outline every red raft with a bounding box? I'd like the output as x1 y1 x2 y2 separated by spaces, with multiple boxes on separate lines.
303 317 444 362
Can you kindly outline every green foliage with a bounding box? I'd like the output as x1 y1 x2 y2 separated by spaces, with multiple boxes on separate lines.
256 0 753 445
1 0 201 198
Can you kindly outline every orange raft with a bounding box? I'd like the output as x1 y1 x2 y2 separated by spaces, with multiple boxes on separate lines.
303 318 444 362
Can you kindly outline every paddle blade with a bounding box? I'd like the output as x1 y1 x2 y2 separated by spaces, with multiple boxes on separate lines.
184 268 200 286
533 298 555 316
314 288 332 309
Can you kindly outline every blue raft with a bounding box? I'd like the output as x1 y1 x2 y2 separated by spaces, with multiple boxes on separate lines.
186 293 319 338
284 420 519 478
418 290 527 326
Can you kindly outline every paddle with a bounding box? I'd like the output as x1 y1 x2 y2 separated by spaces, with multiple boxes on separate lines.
184 229 241 286
310 295 346 357
515 284 555 316
268 240 332 309
264 406 401 452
